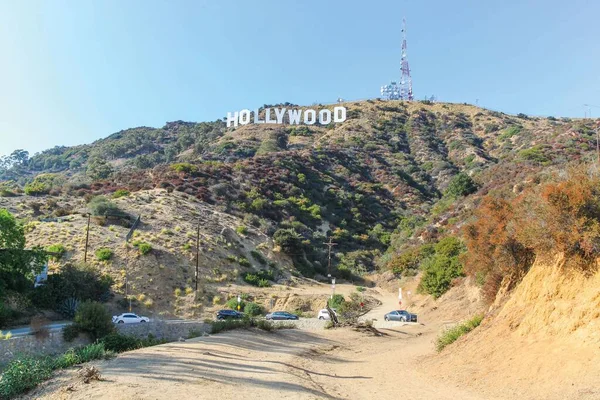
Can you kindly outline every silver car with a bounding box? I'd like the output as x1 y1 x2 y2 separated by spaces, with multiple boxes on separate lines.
384 310 417 322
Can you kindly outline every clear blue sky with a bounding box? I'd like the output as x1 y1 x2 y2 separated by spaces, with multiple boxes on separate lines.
1 0 599 157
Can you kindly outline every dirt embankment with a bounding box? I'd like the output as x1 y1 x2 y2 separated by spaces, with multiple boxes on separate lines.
426 254 600 400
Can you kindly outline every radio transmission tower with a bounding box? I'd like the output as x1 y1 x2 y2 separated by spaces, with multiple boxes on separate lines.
380 18 414 101
400 18 413 101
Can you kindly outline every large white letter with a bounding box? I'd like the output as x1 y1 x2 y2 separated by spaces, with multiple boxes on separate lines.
334 106 347 123
265 108 276 124
288 109 301 125
274 108 287 124
253 109 265 124
226 111 238 128
304 109 316 125
239 109 251 125
319 109 332 125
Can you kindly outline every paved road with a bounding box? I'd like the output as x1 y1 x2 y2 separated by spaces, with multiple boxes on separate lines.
2 318 208 337
3 321 72 337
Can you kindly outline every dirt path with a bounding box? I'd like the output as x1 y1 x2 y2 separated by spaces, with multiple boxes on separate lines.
29 324 502 400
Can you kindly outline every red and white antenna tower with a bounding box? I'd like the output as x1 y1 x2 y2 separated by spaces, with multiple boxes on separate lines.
400 18 413 101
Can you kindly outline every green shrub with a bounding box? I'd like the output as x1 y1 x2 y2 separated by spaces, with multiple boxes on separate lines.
52 349 80 369
356 286 366 292
242 269 274 286
328 294 345 309
243 302 264 316
417 254 464 299
101 332 139 352
75 342 109 363
133 241 152 255
46 244 66 261
519 145 550 164
238 256 251 268
225 297 246 311
499 125 521 140
0 357 53 399
62 324 80 342
235 225 248 235
250 250 266 264
210 319 251 334
273 228 303 253
445 173 477 198
74 301 114 340
436 315 483 352
30 264 112 311
95 248 113 261
254 319 274 331
88 196 126 217
112 189 130 199
171 163 198 174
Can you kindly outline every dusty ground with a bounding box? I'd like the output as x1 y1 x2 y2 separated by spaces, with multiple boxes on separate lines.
28 327 491 400
22 268 600 400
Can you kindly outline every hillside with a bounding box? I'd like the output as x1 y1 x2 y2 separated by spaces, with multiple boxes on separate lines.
1 100 600 319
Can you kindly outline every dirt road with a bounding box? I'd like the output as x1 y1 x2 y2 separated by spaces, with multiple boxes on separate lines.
30 323 503 400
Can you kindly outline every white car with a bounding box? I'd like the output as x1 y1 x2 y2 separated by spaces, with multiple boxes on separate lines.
317 309 337 320
112 313 150 324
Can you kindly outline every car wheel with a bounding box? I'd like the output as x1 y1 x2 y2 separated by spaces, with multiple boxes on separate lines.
400 317 407 322
140 320 146 323
384 317 388 321
118 320 124 324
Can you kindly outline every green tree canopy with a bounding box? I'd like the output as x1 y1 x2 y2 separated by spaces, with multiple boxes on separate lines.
0 209 46 293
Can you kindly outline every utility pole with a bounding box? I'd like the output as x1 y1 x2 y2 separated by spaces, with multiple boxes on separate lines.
83 213 91 263
323 237 338 277
124 215 141 313
195 222 201 292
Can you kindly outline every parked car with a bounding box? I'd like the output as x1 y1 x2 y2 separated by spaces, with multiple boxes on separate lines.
317 309 337 320
112 313 150 324
216 309 244 320
384 310 417 322
265 311 299 320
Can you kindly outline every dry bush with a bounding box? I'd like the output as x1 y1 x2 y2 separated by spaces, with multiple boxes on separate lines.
30 315 50 341
463 166 600 302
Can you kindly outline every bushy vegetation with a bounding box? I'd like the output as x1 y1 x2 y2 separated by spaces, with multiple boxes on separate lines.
463 168 600 302
328 294 345 309
46 244 66 260
73 301 114 340
0 342 115 399
417 236 466 299
88 196 126 217
242 269 274 287
132 241 152 255
210 317 294 334
101 332 166 353
95 247 113 261
436 315 483 352
30 264 113 313
242 302 264 316
445 173 477 198
0 356 54 399
111 189 130 198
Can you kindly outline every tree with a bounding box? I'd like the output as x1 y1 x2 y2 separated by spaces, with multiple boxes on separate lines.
273 228 303 253
445 173 477 198
87 158 113 180
74 301 114 340
0 209 46 293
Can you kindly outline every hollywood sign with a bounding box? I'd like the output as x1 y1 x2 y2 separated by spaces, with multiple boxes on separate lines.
226 106 347 128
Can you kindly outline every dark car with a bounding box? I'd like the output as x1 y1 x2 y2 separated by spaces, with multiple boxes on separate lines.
384 310 418 322
265 311 299 321
216 309 244 320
